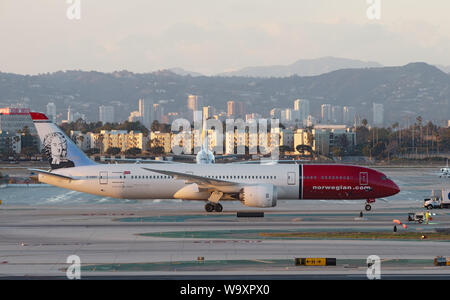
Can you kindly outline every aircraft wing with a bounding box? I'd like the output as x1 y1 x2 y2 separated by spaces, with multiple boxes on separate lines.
102 158 179 164
231 160 305 165
169 154 196 160
141 167 237 187
28 169 76 181
214 154 242 160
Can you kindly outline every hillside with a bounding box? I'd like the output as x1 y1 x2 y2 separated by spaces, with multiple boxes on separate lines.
218 57 383 77
0 62 448 125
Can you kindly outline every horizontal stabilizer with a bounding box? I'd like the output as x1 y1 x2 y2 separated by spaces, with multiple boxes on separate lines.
29 169 76 181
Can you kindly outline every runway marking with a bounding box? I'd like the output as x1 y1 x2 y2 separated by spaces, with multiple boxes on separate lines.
251 259 274 264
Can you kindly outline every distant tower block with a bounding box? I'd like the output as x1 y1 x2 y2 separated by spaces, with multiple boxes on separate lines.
321 104 332 124
99 105 115 124
373 103 384 126
46 102 56 123
293 99 310 124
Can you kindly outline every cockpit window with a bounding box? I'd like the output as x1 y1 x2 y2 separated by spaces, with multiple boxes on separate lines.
381 176 387 180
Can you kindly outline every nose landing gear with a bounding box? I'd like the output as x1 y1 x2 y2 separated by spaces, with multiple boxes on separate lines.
365 198 376 211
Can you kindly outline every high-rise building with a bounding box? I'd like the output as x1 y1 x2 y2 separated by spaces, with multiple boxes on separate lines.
193 110 203 124
152 103 164 123
0 107 38 150
227 100 244 118
343 106 356 125
187 95 200 111
46 102 56 123
331 105 342 124
321 104 332 124
139 99 153 128
281 108 292 124
99 105 115 124
373 103 384 126
203 106 214 121
67 105 74 123
187 95 203 122
270 108 283 120
293 99 310 124
0 107 35 134
227 101 235 117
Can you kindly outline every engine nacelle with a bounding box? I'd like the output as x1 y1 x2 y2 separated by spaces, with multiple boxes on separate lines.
239 184 277 208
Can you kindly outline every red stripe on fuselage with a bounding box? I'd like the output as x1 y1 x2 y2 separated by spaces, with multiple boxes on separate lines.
302 165 398 200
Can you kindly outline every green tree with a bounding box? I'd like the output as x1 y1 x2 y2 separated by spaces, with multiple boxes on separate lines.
106 147 121 155
125 147 142 156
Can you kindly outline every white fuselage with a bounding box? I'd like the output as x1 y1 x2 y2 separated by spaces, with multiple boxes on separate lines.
39 163 300 200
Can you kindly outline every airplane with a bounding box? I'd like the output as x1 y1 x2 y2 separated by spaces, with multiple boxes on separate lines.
439 159 450 178
29 112 400 212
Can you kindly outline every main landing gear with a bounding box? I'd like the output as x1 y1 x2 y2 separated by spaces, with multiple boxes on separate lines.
205 202 223 213
205 191 224 213
365 198 376 211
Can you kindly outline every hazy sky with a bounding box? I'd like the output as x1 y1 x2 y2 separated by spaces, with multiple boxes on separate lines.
2 0 450 75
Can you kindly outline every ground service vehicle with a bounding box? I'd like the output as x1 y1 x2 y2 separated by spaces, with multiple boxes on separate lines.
408 212 424 224
423 189 450 209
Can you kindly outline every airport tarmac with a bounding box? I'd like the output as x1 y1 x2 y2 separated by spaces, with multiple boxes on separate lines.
0 166 449 279
1 201 450 279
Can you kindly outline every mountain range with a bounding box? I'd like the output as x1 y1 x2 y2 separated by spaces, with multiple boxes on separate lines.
217 57 383 77
169 56 450 78
0 61 448 126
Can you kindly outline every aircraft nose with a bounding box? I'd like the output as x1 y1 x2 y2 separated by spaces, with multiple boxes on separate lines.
389 180 400 196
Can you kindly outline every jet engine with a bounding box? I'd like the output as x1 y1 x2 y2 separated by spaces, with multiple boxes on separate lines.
239 184 277 207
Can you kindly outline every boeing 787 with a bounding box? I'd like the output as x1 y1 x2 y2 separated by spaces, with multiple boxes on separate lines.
29 112 400 212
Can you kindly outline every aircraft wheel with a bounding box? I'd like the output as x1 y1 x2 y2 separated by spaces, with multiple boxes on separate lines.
214 203 223 212
205 203 215 212
365 204 372 211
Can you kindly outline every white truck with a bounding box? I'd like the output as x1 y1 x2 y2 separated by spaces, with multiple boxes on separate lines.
424 189 450 209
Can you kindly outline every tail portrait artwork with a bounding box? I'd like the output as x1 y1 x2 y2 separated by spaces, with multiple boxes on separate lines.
30 112 96 170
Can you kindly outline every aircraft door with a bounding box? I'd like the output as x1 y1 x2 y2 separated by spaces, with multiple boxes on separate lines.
287 172 296 185
359 172 368 186
99 171 108 185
